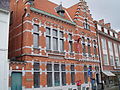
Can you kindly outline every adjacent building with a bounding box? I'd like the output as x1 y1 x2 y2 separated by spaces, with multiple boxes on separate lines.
95 19 120 89
9 0 100 90
0 0 10 90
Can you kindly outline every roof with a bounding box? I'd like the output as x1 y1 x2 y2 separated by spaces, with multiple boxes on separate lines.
30 7 76 25
67 2 79 20
34 0 72 22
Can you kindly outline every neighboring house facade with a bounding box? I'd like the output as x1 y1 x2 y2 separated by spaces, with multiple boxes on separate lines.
0 0 10 90
95 19 120 89
9 0 100 90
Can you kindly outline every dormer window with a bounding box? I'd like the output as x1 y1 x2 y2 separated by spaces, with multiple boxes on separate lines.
84 19 90 30
55 4 65 17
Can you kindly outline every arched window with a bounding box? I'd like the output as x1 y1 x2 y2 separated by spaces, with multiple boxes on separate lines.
83 19 90 30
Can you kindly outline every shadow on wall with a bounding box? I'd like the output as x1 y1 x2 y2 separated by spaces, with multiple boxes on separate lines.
0 0 9 10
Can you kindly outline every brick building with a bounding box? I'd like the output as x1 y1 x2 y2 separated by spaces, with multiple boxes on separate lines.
9 0 100 90
95 19 120 89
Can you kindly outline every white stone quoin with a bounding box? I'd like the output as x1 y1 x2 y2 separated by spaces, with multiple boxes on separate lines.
0 8 10 90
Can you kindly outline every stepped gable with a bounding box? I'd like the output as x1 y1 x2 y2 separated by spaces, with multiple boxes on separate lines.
67 0 93 21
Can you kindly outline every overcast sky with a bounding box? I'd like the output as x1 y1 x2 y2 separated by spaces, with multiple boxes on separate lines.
49 0 120 31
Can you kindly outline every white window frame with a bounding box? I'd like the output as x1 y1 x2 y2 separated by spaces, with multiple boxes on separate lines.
104 28 108 34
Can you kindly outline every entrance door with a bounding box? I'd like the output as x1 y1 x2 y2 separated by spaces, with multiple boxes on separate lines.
11 72 22 90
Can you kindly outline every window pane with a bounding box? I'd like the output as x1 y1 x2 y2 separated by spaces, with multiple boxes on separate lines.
33 24 39 32
101 38 106 50
46 27 51 35
61 64 65 71
46 36 51 50
84 65 88 83
53 29 57 36
103 54 108 65
88 45 91 56
71 72 75 85
82 44 86 55
47 72 52 87
54 72 60 86
110 56 114 65
34 62 40 71
33 34 39 48
53 38 58 50
34 72 40 88
68 34 72 40
94 46 97 57
47 64 52 71
60 39 64 51
69 41 72 52
60 31 63 38
62 72 66 86
89 66 92 78
71 65 74 71
54 64 59 71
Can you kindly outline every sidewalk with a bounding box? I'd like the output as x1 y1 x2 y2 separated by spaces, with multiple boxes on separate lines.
105 86 119 90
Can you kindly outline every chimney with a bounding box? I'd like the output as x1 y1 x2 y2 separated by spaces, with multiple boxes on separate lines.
105 23 111 28
99 19 104 24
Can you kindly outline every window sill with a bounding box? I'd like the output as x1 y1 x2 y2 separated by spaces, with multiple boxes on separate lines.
46 49 52 52
33 47 40 50
59 51 65 54
52 50 59 53
70 52 74 55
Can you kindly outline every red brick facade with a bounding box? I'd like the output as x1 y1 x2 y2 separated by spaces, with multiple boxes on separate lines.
9 0 100 90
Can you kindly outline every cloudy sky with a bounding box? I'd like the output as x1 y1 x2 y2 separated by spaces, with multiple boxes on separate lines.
49 0 120 31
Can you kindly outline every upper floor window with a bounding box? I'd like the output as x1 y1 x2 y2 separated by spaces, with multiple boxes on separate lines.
59 31 64 52
87 38 91 57
46 27 51 50
115 33 118 38
104 28 108 34
114 43 119 56
53 29 58 51
110 31 113 36
33 24 39 48
101 38 107 50
84 19 90 30
68 34 73 52
82 37 86 56
97 24 101 31
108 41 113 52
93 40 97 57
46 27 64 52
103 54 109 65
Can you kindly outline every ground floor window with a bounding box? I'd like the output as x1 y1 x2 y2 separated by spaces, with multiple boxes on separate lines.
34 72 40 88
47 72 52 87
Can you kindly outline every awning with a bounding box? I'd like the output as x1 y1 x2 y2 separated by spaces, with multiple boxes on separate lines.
102 71 116 76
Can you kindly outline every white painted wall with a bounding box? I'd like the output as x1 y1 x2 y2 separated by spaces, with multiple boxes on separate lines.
0 8 10 90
